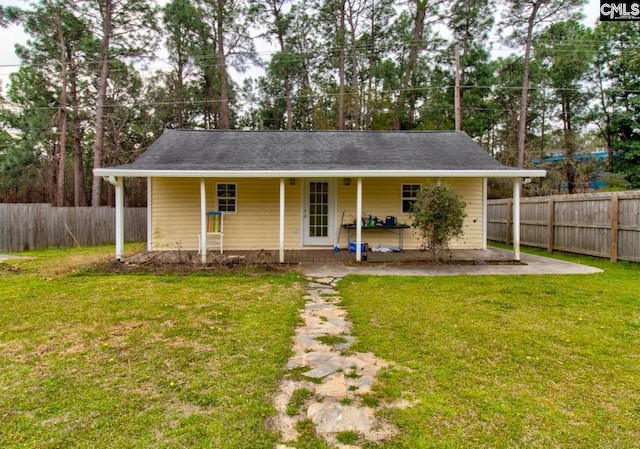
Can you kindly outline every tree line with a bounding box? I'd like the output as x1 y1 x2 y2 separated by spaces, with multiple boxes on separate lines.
0 0 638 206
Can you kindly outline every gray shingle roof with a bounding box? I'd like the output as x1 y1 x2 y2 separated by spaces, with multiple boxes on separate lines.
111 129 515 172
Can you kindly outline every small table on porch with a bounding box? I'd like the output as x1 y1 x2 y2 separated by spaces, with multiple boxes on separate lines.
343 224 411 250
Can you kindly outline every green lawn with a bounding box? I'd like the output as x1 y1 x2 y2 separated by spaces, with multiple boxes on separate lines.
0 247 305 448
2 247 639 448
339 249 640 448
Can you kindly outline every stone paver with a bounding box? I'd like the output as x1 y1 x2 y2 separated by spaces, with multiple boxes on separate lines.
270 276 407 448
315 373 347 398
307 402 373 433
304 361 340 379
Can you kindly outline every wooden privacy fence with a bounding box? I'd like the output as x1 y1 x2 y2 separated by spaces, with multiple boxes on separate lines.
487 192 640 262
0 204 146 252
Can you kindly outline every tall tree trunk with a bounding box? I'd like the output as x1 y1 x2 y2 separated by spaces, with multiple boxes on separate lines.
72 113 86 205
277 33 292 130
301 61 312 129
203 71 214 129
56 11 68 207
91 0 112 206
271 1 292 130
69 58 87 206
176 57 185 127
395 0 426 130
283 62 292 130
348 7 360 129
216 0 230 129
517 0 541 169
594 63 614 167
275 34 292 129
366 6 375 129
338 0 346 130
46 146 56 204
562 98 577 193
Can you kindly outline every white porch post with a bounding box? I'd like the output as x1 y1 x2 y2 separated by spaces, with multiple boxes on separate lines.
114 176 124 261
482 177 488 250
279 178 285 263
356 177 363 262
200 178 207 264
146 177 152 251
513 178 521 260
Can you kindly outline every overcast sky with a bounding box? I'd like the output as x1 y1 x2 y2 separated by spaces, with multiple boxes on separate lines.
0 0 603 97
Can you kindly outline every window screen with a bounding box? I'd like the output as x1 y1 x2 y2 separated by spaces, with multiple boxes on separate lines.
402 184 421 213
217 183 237 213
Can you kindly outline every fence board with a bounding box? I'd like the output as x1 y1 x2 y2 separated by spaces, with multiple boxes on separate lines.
488 191 640 262
0 204 146 252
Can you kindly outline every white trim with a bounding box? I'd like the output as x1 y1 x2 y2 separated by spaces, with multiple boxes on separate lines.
114 177 124 261
356 177 362 262
513 179 521 260
94 168 546 179
401 182 422 214
332 182 339 249
302 179 335 246
298 179 304 248
200 178 207 264
482 177 487 250
147 177 152 252
216 182 237 214
279 178 285 263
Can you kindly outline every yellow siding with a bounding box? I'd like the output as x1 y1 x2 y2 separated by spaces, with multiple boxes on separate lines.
204 178 302 250
151 178 201 250
151 178 302 251
448 178 484 248
151 177 485 251
336 178 484 249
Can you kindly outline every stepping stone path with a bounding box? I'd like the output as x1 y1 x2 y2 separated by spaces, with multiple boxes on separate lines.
270 276 407 448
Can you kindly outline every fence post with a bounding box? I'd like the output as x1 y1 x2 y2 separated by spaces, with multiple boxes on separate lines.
610 193 619 262
505 199 512 245
547 197 554 253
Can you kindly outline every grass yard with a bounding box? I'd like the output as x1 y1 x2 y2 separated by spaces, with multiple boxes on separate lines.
339 249 640 448
2 246 639 448
0 246 305 448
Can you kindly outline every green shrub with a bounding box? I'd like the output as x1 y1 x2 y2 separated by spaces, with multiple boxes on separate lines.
409 182 467 260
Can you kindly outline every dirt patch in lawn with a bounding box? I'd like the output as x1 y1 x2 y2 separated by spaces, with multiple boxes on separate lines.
91 252 290 276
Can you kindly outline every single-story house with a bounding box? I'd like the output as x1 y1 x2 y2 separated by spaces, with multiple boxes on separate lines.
94 129 545 263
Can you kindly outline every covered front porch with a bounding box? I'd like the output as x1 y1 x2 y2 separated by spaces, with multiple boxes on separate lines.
97 130 546 265
108 176 527 264
124 246 518 266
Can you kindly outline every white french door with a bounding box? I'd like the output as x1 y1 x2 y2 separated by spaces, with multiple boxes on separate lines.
303 180 335 246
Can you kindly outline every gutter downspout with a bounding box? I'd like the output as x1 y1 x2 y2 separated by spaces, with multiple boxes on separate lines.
104 176 124 261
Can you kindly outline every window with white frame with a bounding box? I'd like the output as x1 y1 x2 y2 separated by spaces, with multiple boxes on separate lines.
401 183 421 213
217 183 237 213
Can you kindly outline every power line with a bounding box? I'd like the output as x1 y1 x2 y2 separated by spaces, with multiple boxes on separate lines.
4 81 638 113
1 35 637 72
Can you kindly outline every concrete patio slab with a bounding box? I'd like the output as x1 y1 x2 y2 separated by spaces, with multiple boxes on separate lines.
299 252 603 278
0 254 31 262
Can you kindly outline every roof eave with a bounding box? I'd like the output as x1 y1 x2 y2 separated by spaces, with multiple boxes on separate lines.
94 168 547 178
